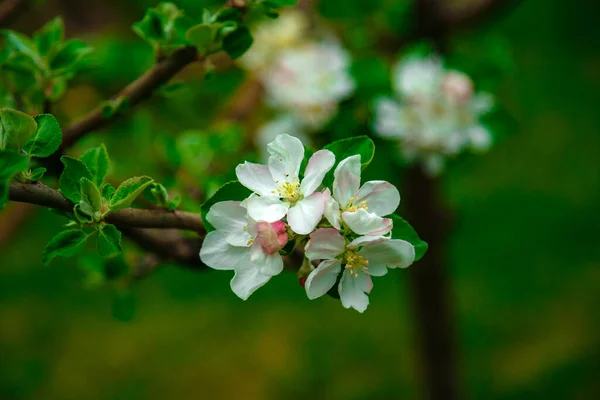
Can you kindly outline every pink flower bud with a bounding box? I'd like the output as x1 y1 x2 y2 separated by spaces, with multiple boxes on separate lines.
440 71 474 105
298 276 307 287
256 221 288 254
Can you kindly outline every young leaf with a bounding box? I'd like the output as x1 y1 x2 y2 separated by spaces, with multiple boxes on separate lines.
109 176 154 211
200 180 252 231
2 31 45 69
222 25 253 59
185 24 213 54
390 214 428 261
29 167 46 181
80 144 109 186
41 229 88 266
144 182 169 206
215 8 242 22
97 224 122 257
80 177 102 212
74 203 94 223
101 182 116 201
322 136 375 187
0 108 37 151
59 156 93 203
49 39 93 73
167 195 180 211
34 17 65 56
132 9 165 43
0 149 28 207
22 114 62 158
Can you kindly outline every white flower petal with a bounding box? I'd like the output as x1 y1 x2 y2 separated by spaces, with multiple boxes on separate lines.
338 269 373 313
342 209 393 236
348 235 387 249
305 259 342 300
333 155 361 208
267 133 305 183
323 188 341 230
206 201 252 246
373 97 407 138
354 181 400 217
230 266 271 300
287 192 325 235
366 263 388 277
249 242 284 276
359 239 415 269
200 231 249 270
305 228 345 261
469 125 492 152
235 162 278 196
246 196 290 223
300 150 335 196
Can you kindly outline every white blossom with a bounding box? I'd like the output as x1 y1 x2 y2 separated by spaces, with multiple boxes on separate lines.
256 115 310 163
323 155 399 236
236 134 335 235
303 228 415 312
374 55 494 175
199 201 288 300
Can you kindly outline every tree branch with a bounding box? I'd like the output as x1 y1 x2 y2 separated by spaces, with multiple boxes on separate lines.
8 182 204 232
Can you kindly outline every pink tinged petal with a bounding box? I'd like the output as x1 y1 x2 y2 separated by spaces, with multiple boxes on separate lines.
206 201 252 246
342 209 393 236
230 266 271 300
305 259 342 300
256 221 288 254
235 162 278 196
200 231 250 270
287 192 325 235
267 133 305 183
333 155 361 207
354 181 401 217
249 242 284 276
348 235 387 249
338 269 372 313
359 239 415 269
322 188 341 230
300 150 335 196
246 196 290 223
365 263 388 277
305 228 345 261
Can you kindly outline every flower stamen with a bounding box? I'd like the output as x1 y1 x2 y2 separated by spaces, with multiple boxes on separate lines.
345 196 368 213
343 250 369 278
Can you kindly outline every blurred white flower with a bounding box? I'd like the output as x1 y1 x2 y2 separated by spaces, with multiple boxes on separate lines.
238 10 309 71
256 115 310 163
261 41 355 129
374 55 494 176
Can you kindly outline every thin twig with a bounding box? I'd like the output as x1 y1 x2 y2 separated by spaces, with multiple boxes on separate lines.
8 182 204 232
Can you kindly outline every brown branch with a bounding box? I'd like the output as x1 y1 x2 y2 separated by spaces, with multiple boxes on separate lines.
8 182 204 232
0 0 28 27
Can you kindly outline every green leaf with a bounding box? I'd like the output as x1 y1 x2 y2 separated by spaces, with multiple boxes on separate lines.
200 181 252 231
34 17 65 56
0 108 37 151
41 229 88 266
49 39 93 73
215 8 242 22
80 177 102 212
390 214 428 261
322 136 375 187
101 183 116 201
144 182 169 206
74 203 94 223
185 24 213 54
80 144 109 186
167 195 180 211
2 30 45 69
29 167 46 181
0 149 28 207
109 176 154 211
133 9 165 42
59 156 93 203
222 25 253 59
22 114 62 158
97 224 122 257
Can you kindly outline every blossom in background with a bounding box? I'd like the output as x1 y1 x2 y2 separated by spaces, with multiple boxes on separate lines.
236 134 335 234
323 154 399 236
238 10 308 71
255 114 310 163
261 41 355 129
374 55 494 175
304 228 415 312
199 201 287 300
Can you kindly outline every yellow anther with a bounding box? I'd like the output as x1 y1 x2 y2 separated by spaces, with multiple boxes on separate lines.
343 250 369 278
247 238 254 245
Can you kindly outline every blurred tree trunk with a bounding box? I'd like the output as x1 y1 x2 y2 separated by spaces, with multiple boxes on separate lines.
402 166 460 400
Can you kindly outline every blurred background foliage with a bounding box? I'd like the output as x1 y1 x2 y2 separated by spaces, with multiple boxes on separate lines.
1 0 600 399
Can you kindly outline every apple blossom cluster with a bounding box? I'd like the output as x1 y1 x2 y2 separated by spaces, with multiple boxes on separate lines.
373 55 494 176
239 10 355 160
199 134 420 312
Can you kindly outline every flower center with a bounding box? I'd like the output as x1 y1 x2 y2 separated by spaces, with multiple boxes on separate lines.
345 196 368 213
256 221 288 254
274 181 303 204
343 250 369 278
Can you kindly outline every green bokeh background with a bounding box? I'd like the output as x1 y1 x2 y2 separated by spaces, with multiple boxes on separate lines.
1 0 599 399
